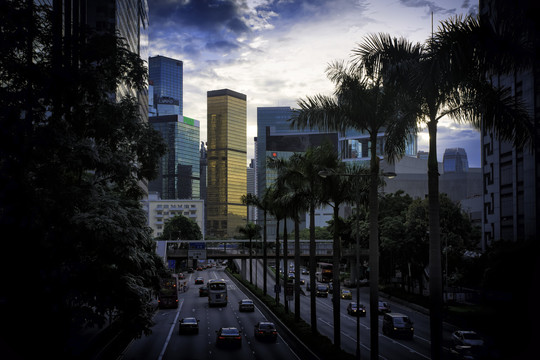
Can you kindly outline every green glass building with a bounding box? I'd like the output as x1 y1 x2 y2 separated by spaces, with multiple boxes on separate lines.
149 115 200 200
207 89 247 237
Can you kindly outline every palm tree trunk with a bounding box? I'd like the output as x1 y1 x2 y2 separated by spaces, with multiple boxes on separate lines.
249 237 253 284
275 218 281 305
309 193 317 334
283 218 289 313
369 132 380 360
427 119 443 360
294 217 301 322
263 211 267 295
332 203 341 348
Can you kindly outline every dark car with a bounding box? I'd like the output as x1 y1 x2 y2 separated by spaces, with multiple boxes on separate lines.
347 302 366 316
178 317 199 335
254 321 277 342
451 330 484 347
315 284 329 297
187 268 194 273
216 327 242 348
178 272 185 280
199 285 208 297
382 313 414 339
194 277 204 284
238 299 255 312
378 301 391 314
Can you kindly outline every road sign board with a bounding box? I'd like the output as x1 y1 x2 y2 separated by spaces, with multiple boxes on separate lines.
189 242 205 250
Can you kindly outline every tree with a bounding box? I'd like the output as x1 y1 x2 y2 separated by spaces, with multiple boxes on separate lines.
357 16 534 357
238 222 262 285
158 214 203 241
0 2 167 357
241 190 273 295
290 42 419 356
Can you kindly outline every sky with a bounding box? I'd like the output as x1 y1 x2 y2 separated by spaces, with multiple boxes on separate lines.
147 0 481 167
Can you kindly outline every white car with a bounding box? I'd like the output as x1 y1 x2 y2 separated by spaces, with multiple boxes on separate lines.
452 330 484 347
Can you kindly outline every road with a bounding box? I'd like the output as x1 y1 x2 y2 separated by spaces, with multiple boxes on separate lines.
121 266 304 360
243 258 457 360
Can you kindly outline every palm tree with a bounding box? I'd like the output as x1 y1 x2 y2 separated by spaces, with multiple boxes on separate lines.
237 222 262 285
290 49 418 357
355 18 533 358
317 145 355 349
271 153 310 321
241 190 273 295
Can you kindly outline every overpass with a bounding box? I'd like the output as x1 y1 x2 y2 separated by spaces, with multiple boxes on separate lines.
156 239 368 262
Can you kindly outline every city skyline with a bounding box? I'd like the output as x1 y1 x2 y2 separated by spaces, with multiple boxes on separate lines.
147 0 481 167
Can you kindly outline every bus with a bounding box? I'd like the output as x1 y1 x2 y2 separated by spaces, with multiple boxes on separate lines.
208 279 228 307
158 275 179 309
316 262 333 283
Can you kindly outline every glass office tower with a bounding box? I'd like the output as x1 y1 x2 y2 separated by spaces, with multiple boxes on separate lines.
149 115 200 200
207 89 247 237
149 55 183 116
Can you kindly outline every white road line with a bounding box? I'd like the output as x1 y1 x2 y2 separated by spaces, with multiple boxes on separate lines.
157 299 184 360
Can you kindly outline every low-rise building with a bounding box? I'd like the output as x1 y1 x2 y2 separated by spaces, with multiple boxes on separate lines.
143 192 205 239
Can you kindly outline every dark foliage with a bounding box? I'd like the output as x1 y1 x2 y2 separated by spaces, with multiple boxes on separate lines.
0 2 167 357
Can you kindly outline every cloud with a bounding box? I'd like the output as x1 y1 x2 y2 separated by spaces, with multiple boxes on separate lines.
398 0 456 15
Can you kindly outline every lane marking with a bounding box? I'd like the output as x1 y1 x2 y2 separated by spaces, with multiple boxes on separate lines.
157 299 184 360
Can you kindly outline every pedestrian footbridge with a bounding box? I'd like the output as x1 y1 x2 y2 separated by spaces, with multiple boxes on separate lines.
156 239 367 262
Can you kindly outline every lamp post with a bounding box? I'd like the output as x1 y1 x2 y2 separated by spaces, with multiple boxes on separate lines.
319 169 396 359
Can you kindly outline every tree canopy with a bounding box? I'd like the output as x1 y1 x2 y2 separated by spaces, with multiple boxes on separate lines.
0 2 167 357
158 215 203 240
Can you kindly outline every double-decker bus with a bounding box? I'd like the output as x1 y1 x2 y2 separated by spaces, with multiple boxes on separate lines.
207 279 228 307
316 262 333 283
158 275 179 309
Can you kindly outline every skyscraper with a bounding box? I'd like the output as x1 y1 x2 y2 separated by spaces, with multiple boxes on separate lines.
149 55 183 116
149 115 201 200
207 89 247 237
443 148 469 173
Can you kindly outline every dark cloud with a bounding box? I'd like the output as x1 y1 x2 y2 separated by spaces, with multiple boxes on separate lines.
205 39 240 52
149 0 250 35
399 0 456 15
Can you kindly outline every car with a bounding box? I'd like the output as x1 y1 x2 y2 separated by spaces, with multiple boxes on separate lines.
347 302 366 316
299 279 305 285
254 321 277 342
199 285 208 297
194 277 204 284
238 299 255 312
178 317 199 335
187 268 194 273
196 266 203 271
216 327 242 348
315 284 329 297
382 313 414 339
302 268 309 275
452 330 484 347
340 289 352 300
178 272 185 280
378 301 391 314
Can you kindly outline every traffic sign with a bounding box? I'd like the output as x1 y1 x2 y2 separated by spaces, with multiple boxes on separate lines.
189 242 205 250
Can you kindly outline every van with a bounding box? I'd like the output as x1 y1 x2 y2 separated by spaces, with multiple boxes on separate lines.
382 313 414 339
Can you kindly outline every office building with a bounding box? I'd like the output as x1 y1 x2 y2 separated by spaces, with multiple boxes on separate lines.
443 148 469 173
149 115 201 200
257 106 338 236
480 0 539 246
207 89 247 237
142 192 205 239
149 55 183 116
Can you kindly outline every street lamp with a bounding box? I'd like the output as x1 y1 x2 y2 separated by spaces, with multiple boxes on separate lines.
319 168 396 359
